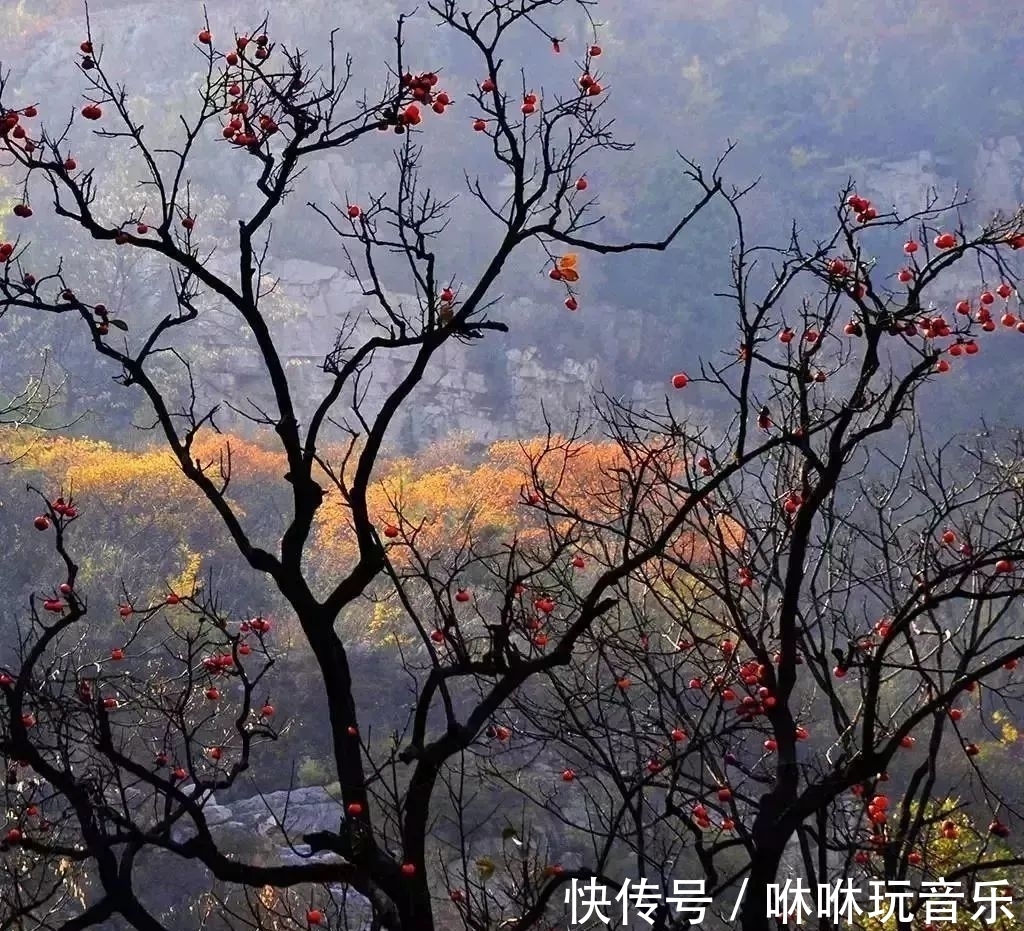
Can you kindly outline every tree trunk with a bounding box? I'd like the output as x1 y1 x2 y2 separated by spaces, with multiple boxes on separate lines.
395 886 434 931
740 844 787 931
741 790 793 931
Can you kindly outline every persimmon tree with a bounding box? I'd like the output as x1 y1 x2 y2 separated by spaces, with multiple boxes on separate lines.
475 191 1024 930
0 2 728 931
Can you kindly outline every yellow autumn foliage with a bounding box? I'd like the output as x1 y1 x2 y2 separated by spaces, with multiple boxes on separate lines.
168 546 204 599
0 431 287 512
314 434 744 569
1 429 743 587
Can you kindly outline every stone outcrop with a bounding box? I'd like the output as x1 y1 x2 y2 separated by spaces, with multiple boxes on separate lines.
193 256 630 448
171 785 344 847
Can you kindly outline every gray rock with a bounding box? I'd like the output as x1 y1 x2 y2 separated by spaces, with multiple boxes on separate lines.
973 136 1024 212
169 785 343 844
227 785 345 838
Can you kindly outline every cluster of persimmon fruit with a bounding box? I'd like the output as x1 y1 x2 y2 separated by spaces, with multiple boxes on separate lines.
199 29 270 60
418 578 561 651
849 790 936 866
210 32 277 147
77 40 103 120
373 71 453 134
1 106 43 212
671 207 1022 394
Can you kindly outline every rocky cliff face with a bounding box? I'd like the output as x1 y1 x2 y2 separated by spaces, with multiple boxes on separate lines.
195 258 616 449
854 140 1024 227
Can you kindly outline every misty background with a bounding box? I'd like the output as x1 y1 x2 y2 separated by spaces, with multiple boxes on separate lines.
2 0 1023 450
